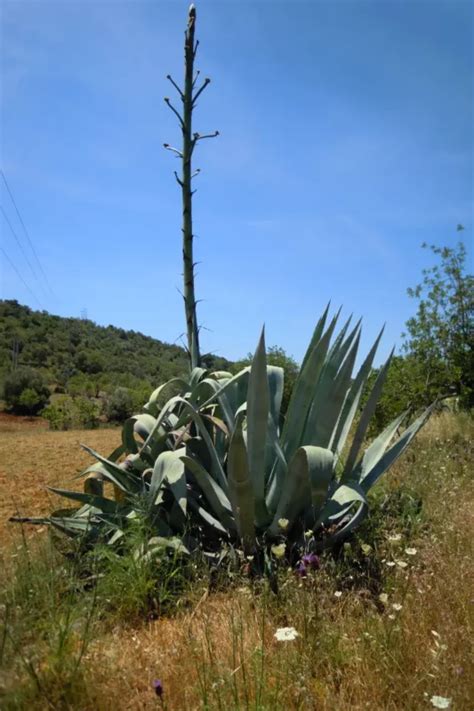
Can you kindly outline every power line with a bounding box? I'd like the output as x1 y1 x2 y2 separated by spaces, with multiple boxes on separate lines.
0 169 55 297
0 246 44 308
1 204 39 281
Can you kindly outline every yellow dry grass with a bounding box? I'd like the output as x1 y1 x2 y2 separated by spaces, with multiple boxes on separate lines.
0 415 120 547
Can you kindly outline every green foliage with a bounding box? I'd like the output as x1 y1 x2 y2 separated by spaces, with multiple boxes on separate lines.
16 307 432 574
404 240 473 407
3 366 50 415
364 356 428 434
41 395 100 430
105 387 135 423
0 300 219 406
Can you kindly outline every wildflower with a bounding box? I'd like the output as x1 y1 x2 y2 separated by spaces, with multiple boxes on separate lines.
361 543 372 555
334 591 343 598
386 561 396 567
295 562 307 577
274 626 299 642
395 560 408 569
304 530 313 539
302 553 320 570
152 679 163 698
378 593 388 604
392 603 403 611
387 533 402 542
430 696 451 709
405 547 417 555
278 518 289 530
271 543 286 559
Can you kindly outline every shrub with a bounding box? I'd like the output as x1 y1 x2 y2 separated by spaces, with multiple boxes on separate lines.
41 395 100 430
105 387 135 422
3 367 50 415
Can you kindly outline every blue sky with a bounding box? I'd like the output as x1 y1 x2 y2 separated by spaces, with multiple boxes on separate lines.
1 0 472 365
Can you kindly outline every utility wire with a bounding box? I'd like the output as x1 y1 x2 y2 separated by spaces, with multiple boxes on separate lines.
0 246 43 308
1 204 39 282
0 169 55 297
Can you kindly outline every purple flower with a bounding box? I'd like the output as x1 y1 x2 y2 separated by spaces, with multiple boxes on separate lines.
296 561 308 577
302 553 320 570
152 679 163 698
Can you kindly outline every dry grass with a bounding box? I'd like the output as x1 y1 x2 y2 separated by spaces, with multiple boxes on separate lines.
0 414 119 546
0 412 473 710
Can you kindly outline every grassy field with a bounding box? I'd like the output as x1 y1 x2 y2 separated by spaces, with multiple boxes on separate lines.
0 412 473 710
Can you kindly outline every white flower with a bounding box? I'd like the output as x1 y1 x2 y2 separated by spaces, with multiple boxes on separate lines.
387 533 402 542
386 561 396 567
396 560 408 569
430 695 451 709
334 591 343 598
392 603 403 611
278 518 289 530
405 547 417 555
274 626 299 642
271 543 286 559
378 593 388 604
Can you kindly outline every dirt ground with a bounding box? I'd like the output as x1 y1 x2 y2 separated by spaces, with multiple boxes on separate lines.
0 414 120 548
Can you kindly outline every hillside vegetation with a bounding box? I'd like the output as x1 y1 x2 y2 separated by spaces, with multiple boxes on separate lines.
0 300 229 421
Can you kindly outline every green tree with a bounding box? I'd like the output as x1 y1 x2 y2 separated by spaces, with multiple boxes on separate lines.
3 367 50 415
105 387 135 423
403 240 473 407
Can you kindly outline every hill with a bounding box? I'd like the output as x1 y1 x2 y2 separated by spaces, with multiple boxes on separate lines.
0 300 230 403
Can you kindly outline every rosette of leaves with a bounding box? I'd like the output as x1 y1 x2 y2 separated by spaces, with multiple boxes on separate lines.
13 306 433 564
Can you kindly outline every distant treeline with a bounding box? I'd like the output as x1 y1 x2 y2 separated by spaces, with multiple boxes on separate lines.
0 300 230 425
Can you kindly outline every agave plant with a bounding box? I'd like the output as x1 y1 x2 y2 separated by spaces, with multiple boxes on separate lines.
13 305 433 565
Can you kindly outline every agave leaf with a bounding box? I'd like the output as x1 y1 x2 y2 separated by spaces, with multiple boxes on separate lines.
47 487 121 514
190 367 208 389
300 302 331 371
180 454 236 532
189 499 228 534
304 329 360 449
340 347 394 481
49 515 98 538
356 410 408 481
282 313 339 460
150 449 187 512
315 480 367 526
269 446 334 535
145 378 189 413
197 378 235 431
227 415 255 553
360 404 434 492
321 502 369 549
207 370 233 380
81 446 141 494
330 326 384 458
198 367 250 413
246 327 270 526
143 396 227 491
267 365 284 431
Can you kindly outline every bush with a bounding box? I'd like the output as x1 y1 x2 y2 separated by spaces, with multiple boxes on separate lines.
3 367 50 415
105 387 135 422
41 395 100 430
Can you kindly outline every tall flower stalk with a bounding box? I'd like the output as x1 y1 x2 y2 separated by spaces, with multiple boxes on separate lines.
164 4 218 369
